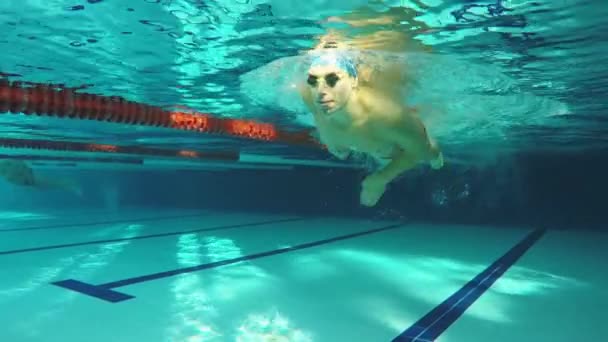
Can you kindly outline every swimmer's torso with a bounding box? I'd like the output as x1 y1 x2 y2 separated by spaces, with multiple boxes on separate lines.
316 116 398 159
312 87 431 160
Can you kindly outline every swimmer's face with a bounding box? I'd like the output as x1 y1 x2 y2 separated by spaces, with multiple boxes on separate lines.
306 64 356 114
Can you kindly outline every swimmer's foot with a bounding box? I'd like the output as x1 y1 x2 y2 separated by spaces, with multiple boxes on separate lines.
360 174 387 207
430 151 444 170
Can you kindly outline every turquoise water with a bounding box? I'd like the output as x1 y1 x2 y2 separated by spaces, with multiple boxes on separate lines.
1 1 607 341
1 0 606 157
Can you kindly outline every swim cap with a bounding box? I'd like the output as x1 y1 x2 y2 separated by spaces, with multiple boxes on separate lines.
309 51 358 79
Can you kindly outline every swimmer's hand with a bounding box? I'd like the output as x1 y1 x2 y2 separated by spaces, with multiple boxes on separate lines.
360 173 388 207
328 146 350 160
430 151 444 170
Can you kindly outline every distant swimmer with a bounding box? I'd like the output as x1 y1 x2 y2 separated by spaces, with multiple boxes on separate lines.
0 159 82 196
0 159 36 186
298 9 443 207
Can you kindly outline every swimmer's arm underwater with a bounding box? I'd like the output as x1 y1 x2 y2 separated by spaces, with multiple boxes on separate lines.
360 110 442 206
366 150 417 187
361 149 418 208
382 116 441 183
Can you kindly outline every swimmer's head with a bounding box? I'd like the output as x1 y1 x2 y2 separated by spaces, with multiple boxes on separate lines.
309 51 358 79
306 51 358 114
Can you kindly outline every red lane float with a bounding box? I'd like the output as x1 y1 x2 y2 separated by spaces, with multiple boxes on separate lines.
0 137 240 162
0 80 321 148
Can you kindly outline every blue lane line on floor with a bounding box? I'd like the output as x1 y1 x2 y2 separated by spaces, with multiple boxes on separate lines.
52 223 405 303
392 228 546 342
0 217 306 256
0 212 210 233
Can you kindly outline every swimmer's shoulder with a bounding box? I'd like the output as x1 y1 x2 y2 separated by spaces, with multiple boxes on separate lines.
357 91 423 136
357 86 403 120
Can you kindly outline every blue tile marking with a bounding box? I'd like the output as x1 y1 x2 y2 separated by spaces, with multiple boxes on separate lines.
393 228 546 342
52 223 404 303
0 217 306 256
0 212 211 233
52 279 134 303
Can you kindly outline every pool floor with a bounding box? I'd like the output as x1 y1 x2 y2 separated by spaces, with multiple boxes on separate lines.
0 208 605 341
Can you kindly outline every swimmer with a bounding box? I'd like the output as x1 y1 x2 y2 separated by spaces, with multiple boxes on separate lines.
0 159 82 196
0 159 36 186
298 16 444 207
